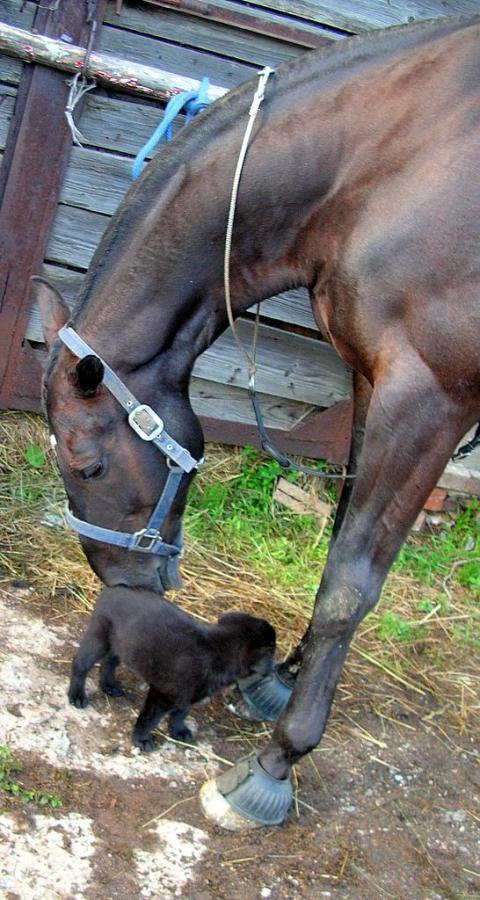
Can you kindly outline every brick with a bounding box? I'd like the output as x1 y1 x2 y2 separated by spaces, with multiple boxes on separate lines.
423 488 447 513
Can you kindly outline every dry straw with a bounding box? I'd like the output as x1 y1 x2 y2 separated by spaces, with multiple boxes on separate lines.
0 410 478 746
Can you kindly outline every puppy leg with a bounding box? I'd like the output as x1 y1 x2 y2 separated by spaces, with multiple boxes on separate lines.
132 686 171 753
168 708 193 743
99 651 125 697
69 624 109 709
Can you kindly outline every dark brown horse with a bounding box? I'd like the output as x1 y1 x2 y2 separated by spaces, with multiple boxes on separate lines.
33 14 480 828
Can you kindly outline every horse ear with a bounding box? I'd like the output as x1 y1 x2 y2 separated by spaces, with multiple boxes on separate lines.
74 355 104 396
30 276 70 349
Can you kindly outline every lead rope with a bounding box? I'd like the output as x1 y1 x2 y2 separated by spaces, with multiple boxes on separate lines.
223 66 273 373
64 3 98 146
224 69 353 480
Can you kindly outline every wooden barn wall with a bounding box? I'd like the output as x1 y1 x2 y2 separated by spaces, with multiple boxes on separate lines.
0 1 34 193
1 0 478 460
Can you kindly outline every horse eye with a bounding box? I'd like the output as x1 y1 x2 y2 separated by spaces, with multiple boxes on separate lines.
79 461 105 480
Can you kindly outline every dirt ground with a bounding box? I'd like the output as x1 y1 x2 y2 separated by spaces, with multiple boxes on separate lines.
1 581 479 900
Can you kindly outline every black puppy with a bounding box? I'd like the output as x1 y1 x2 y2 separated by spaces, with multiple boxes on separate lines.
68 587 276 751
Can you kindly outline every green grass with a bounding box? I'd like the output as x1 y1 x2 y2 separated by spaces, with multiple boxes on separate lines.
185 447 335 597
186 446 479 608
1 413 479 733
1 416 478 659
375 610 422 644
0 745 62 810
394 500 480 596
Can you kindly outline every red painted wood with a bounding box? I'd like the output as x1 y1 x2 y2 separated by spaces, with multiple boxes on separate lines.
138 0 333 49
0 0 107 411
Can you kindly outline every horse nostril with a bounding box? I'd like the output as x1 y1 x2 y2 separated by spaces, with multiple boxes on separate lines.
79 461 105 480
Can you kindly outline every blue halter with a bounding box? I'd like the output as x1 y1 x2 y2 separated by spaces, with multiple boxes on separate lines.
57 326 204 590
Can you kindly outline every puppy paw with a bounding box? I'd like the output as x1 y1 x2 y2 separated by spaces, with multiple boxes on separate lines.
133 735 157 753
101 683 126 698
69 691 88 710
169 724 194 743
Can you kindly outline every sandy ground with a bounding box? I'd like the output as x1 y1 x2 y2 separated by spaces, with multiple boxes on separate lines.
1 582 479 899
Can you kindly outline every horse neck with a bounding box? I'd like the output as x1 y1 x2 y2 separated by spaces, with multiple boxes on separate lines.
73 15 475 380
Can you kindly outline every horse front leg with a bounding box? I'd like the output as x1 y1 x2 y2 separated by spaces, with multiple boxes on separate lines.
330 372 372 541
275 372 373 681
237 372 373 722
201 360 478 827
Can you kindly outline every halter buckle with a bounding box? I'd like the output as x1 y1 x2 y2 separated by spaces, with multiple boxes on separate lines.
128 404 164 441
132 527 161 552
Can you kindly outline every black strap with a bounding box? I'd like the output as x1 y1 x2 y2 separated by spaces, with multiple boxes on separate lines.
147 466 184 533
249 389 354 480
454 423 480 461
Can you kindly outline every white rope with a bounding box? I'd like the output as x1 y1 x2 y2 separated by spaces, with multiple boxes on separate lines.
223 66 275 381
222 69 352 481
65 72 96 147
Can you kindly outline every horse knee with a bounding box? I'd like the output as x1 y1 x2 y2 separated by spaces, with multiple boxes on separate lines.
312 581 376 639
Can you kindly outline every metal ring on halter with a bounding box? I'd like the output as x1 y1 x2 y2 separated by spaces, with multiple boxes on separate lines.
57 326 202 590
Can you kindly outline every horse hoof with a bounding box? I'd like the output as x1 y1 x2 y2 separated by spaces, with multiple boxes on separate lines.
237 670 293 721
199 754 292 830
199 779 261 831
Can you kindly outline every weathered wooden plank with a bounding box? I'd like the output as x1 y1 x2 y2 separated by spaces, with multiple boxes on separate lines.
39 263 84 301
0 55 23 86
193 319 351 407
105 2 317 67
98 22 255 90
246 0 480 33
0 83 16 98
61 146 131 215
189 378 313 428
0 0 36 31
30 335 313 429
45 204 110 268
0 93 15 149
107 0 339 55
79 93 182 157
258 288 317 330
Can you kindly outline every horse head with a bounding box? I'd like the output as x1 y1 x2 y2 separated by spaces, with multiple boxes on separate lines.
33 277 204 593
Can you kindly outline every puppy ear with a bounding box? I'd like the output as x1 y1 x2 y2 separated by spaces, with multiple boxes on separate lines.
255 619 276 648
70 355 104 396
30 276 70 349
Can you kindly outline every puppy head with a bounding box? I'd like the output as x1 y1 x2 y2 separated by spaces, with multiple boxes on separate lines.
217 612 276 677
